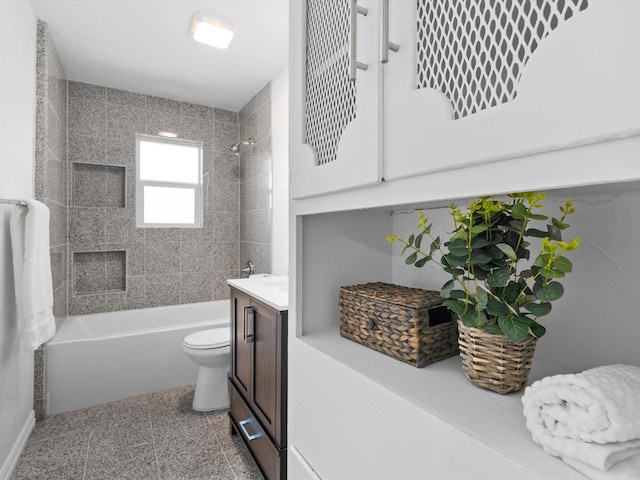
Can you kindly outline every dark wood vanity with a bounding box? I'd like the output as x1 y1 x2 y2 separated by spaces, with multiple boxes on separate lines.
228 286 288 480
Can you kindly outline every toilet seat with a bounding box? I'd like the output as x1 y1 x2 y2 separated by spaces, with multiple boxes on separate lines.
183 327 230 350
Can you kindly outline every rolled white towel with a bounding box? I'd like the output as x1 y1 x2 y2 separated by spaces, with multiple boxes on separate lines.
522 364 640 477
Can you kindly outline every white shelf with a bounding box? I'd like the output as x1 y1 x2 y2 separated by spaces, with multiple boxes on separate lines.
300 329 584 479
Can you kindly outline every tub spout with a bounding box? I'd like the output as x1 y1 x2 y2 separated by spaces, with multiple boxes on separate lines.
241 261 255 278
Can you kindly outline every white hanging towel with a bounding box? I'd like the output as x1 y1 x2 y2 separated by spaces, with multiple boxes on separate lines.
10 199 55 350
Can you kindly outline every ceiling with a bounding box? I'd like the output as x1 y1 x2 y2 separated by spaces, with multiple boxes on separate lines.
30 0 289 111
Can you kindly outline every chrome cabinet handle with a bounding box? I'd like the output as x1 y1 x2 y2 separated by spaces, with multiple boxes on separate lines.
349 0 369 82
244 306 255 343
380 0 399 64
239 418 263 441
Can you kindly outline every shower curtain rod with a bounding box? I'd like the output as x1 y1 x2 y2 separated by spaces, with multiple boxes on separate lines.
0 199 28 207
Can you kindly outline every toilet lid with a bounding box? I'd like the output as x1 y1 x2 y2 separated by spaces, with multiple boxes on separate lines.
183 327 230 350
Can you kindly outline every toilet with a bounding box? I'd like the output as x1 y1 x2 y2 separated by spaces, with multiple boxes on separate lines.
182 327 231 411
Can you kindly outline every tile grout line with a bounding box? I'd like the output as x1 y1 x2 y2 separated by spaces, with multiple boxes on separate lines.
81 426 94 480
207 413 239 479
148 408 162 480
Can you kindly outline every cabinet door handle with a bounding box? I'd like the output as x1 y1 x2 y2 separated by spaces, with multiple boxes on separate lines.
380 0 399 64
349 0 369 82
239 418 263 441
244 306 255 343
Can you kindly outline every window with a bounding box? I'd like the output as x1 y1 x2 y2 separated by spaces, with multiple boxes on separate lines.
135 134 203 228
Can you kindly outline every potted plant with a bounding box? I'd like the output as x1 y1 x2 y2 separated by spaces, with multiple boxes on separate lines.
387 192 580 393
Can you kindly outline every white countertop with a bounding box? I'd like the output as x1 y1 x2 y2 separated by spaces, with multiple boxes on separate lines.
227 274 289 311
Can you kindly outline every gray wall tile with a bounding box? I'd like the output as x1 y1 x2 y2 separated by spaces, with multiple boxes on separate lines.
69 97 106 139
213 211 239 242
69 207 106 244
213 270 237 301
144 242 180 274
214 152 240 182
146 95 181 114
105 209 144 243
214 121 239 152
182 103 213 120
144 110 181 137
68 80 106 101
213 182 239 212
106 88 146 108
214 109 238 124
69 293 107 315
240 242 271 276
107 104 146 140
69 133 107 165
181 116 213 146
213 241 238 271
146 274 181 308
180 273 214 304
181 241 213 274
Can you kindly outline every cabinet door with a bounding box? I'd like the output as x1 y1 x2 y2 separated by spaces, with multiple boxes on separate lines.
252 301 280 442
231 290 252 398
290 0 383 199
383 0 640 181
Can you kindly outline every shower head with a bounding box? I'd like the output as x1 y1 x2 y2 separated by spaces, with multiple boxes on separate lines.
228 138 256 154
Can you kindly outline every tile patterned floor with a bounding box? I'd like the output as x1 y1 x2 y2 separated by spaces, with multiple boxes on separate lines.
11 385 264 480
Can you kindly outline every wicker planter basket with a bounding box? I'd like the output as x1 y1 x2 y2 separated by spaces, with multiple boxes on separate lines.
457 320 538 394
339 283 459 368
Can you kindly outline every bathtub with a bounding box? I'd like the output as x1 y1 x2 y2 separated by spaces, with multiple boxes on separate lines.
48 301 229 414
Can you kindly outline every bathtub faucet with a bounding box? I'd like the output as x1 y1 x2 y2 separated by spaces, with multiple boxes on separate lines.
241 261 255 278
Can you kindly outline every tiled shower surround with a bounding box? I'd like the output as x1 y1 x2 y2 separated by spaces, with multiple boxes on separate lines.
34 22 68 421
240 85 273 274
66 80 243 315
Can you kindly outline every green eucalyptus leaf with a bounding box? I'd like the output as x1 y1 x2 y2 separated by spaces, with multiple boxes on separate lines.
486 300 509 316
487 265 510 287
470 224 489 234
526 302 552 316
444 254 468 267
498 316 530 342
414 256 430 268
552 217 570 230
496 243 517 261
526 228 550 238
408 234 415 246
430 237 440 255
475 287 488 310
450 290 468 300
553 256 573 273
471 251 493 265
511 203 527 220
440 279 455 298
534 253 550 268
450 230 467 242
471 237 492 248
460 309 482 328
443 266 465 276
405 252 417 265
529 322 547 338
448 244 468 257
415 233 423 249
503 282 522 303
528 213 548 221
520 269 533 278
442 299 466 316
534 281 564 302
484 324 504 335
540 268 565 279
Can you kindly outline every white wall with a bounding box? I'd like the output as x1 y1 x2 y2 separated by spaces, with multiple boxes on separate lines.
271 67 289 275
0 1 37 477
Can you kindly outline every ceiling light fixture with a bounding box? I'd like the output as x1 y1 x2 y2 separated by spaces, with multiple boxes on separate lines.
189 13 234 49
158 131 178 138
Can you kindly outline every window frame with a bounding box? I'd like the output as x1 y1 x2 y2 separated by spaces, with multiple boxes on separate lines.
135 134 204 229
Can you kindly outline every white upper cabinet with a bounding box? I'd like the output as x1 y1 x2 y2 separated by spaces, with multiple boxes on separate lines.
291 0 383 199
384 0 640 181
291 0 640 198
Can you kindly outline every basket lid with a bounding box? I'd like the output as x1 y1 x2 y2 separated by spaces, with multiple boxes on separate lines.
340 282 444 309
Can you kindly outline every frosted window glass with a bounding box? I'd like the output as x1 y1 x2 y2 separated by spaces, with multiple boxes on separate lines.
139 140 199 183
143 186 195 224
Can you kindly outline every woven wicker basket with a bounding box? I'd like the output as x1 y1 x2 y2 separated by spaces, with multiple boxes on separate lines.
457 320 538 394
339 283 459 368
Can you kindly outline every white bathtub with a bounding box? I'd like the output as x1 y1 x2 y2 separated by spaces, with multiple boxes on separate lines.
48 301 229 414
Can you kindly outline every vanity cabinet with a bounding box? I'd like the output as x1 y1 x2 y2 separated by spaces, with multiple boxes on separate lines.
228 287 288 480
291 0 640 197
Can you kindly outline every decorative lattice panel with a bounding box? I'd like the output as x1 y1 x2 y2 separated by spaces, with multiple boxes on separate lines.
417 0 589 118
305 0 357 165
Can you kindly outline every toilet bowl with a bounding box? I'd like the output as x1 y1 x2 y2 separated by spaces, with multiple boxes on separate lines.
183 327 231 411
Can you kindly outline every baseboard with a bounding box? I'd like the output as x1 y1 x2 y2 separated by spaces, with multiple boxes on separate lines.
0 410 35 480
289 445 322 480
